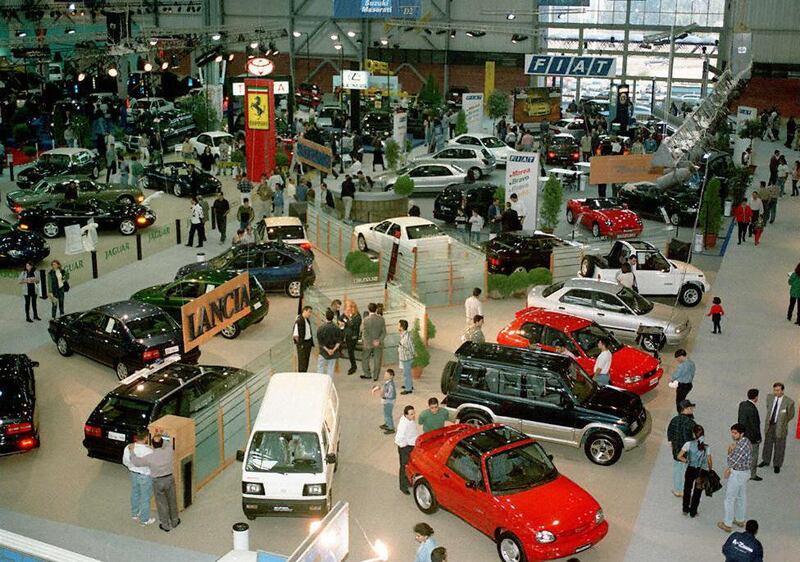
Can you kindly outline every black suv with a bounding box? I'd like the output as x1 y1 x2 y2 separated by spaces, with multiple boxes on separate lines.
0 354 40 455
433 183 496 223
441 342 651 466
83 359 254 462
484 230 572 275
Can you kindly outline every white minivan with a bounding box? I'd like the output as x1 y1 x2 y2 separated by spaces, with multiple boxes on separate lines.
240 372 340 518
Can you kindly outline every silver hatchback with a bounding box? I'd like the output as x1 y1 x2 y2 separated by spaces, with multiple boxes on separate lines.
414 146 496 179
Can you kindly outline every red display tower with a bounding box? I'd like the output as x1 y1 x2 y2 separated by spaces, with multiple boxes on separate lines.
243 79 276 181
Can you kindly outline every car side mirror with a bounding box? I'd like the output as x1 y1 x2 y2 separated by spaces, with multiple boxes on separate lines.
325 453 337 464
30 361 40 367
236 449 245 462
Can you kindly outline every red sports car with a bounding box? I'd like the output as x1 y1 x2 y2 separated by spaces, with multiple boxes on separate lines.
406 423 608 562
497 308 663 395
566 198 643 238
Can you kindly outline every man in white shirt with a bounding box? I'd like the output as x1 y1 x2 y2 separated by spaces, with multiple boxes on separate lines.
394 405 419 494
122 431 155 526
510 193 527 226
594 338 612 386
468 209 484 241
464 287 483 329
186 196 205 248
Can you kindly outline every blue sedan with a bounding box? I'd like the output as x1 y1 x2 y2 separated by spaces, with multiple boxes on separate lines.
175 242 315 298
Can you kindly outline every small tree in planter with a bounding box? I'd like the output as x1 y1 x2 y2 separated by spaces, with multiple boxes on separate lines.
411 317 437 378
384 138 401 170
539 175 564 233
275 149 290 176
738 119 765 146
487 90 510 130
230 149 245 176
419 74 443 107
393 174 415 197
699 178 723 248
455 110 468 136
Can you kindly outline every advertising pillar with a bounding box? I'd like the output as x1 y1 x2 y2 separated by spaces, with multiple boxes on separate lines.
505 153 540 231
244 79 276 182
463 93 484 133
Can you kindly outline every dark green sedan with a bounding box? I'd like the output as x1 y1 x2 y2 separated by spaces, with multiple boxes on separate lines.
7 178 145 215
130 270 269 339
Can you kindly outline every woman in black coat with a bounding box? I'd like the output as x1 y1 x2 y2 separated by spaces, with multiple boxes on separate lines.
199 146 215 173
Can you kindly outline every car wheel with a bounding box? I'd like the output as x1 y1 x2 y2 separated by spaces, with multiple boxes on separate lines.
118 219 136 236
469 167 482 180
42 222 60 238
115 362 130 381
412 479 439 514
220 323 241 339
357 234 368 252
497 532 528 562
678 284 702 307
579 256 595 277
459 410 491 427
286 280 302 298
584 431 623 466
641 333 665 353
91 165 99 179
117 195 135 205
591 222 601 238
56 336 72 357
566 208 575 224
670 213 681 226
513 266 527 274
173 183 183 197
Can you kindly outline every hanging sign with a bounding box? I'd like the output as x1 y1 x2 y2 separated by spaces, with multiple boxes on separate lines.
524 55 617 78
333 0 421 19
342 70 370 90
273 81 290 94
247 58 275 76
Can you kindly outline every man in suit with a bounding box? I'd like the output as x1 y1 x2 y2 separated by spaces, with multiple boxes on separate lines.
738 388 763 481
758 382 795 474
360 302 386 381
293 306 314 372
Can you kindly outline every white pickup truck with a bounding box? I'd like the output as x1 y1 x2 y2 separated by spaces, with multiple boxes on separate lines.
579 240 710 307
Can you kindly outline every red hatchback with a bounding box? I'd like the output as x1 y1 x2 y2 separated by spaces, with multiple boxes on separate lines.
566 197 643 238
497 308 663 395
406 423 608 562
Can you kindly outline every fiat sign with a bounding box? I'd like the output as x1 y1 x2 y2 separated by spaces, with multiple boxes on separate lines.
248 58 274 76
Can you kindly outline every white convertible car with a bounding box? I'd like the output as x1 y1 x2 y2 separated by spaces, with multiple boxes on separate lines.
354 216 448 254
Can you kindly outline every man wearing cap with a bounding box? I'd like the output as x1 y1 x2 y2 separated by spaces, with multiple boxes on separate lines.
667 400 696 497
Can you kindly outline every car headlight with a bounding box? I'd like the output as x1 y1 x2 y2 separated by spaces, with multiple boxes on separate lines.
303 483 326 496
7 249 23 257
604 219 613 226
624 375 642 384
595 509 605 525
242 482 264 495
535 530 556 544
673 325 683 334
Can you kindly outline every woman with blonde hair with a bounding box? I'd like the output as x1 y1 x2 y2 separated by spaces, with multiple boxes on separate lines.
342 300 361 375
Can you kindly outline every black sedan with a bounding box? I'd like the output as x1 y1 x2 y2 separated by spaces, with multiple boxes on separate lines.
485 231 573 274
545 134 581 165
0 218 49 268
617 182 699 226
48 300 201 380
361 111 392 139
16 148 103 189
433 183 497 223
140 161 222 197
18 199 156 238
176 242 315 298
0 354 40 456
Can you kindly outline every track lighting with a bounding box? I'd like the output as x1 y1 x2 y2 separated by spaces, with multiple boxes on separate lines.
211 32 221 41
293 31 302 37
108 67 118 77
144 62 153 72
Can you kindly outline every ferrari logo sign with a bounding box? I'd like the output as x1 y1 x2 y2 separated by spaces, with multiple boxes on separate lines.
247 92 270 130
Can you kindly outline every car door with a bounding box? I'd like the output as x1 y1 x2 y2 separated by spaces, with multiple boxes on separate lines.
263 249 299 287
77 179 101 202
439 443 488 522
634 251 674 295
367 220 391 249
95 315 131 367
68 311 106 356
556 288 596 320
432 148 459 164
196 134 210 151
427 165 454 189
408 165 432 191
517 322 545 349
518 372 576 445
591 291 637 337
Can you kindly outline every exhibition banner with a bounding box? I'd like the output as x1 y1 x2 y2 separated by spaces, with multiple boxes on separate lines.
539 0 590 6
505 153 540 231
181 272 252 352
513 88 561 123
393 110 408 148
524 55 617 78
589 154 664 185
342 70 370 90
244 79 277 181
736 105 756 133
463 93 484 133
296 137 333 175
484 61 495 109
333 0 421 19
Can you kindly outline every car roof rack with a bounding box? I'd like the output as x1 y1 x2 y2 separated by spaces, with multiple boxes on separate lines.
118 353 183 386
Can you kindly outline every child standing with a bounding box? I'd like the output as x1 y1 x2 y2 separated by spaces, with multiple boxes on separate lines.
753 214 765 245
372 369 396 435
707 297 724 334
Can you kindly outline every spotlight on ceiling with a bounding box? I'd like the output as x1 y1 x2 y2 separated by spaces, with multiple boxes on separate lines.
380 38 388 46
250 41 259 49
330 34 338 41
450 30 456 38
511 34 528 44
347 30 356 37
144 62 153 72
16 31 27 38
161 61 169 70
506 13 516 20
108 67 118 77
334 43 342 50
228 53 235 61
77 72 86 82
466 31 486 38
149 39 158 46
211 32 221 41
214 54 223 63
292 31 301 37
65 28 76 34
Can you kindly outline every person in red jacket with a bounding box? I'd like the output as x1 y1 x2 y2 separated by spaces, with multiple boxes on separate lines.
707 296 725 334
733 198 752 245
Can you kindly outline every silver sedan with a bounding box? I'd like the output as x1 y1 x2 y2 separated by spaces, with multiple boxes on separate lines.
374 163 467 193
414 146 496 179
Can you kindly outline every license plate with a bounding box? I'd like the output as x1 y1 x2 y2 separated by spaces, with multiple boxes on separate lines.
575 544 593 554
617 232 636 238
273 506 293 512
108 431 126 442
165 345 179 355
253 301 262 310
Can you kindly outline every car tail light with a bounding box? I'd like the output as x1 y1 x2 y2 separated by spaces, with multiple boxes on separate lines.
143 348 161 362
84 424 102 438
547 151 556 159
136 195 144 203
18 223 29 230
13 206 23 214
300 242 312 250
572 152 580 161
488 257 501 267
3 422 32 435
18 437 37 449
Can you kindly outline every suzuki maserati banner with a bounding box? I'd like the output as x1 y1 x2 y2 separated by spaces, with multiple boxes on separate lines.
333 0 421 19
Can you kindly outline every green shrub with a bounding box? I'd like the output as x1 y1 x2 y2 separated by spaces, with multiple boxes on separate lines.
488 273 509 296
13 124 31 145
393 174 415 197
178 91 221 131
345 251 378 277
699 178 723 235
489 267 552 297
275 149 289 169
487 90 510 121
426 317 437 340
494 186 505 206
385 138 401 170
539 175 564 232
231 149 245 164
411 318 431 369
455 110 468 136
528 267 552 287
22 145 37 157
738 119 764 140
419 74 443 107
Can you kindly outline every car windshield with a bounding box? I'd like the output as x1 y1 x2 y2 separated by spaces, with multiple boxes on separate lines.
406 223 443 240
572 324 623 357
266 225 305 241
0 380 25 416
616 287 654 315
245 431 322 473
126 313 177 339
486 442 558 494
481 136 506 148
40 154 70 167
97 395 154 426
564 362 597 403
590 199 621 210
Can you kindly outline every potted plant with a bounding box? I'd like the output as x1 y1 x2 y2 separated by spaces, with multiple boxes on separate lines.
411 317 436 378
488 267 552 299
455 110 468 136
539 175 564 233
698 177 723 248
393 174 415 197
486 90 510 131
384 138 401 170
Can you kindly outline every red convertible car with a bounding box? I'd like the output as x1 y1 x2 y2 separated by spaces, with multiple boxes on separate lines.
406 423 608 562
497 308 663 395
566 198 643 238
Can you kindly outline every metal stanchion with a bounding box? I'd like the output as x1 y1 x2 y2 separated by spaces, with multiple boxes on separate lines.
175 218 182 245
136 232 143 260
231 522 250 551
91 250 98 279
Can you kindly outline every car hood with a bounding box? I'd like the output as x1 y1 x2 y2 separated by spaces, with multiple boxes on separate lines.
175 261 210 279
131 283 168 301
20 163 62 178
597 209 639 222
610 345 660 377
670 260 704 278
645 302 690 328
583 384 643 418
499 474 601 532
7 190 41 204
